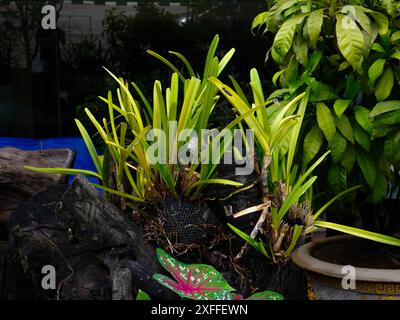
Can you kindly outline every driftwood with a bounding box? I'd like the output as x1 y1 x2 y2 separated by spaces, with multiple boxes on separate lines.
0 147 75 238
8 175 176 300
0 241 33 299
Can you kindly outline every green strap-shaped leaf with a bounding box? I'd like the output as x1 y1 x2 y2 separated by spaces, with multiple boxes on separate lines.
75 119 102 175
147 50 185 82
314 221 400 247
228 224 270 259
24 167 102 180
313 185 361 221
168 51 196 78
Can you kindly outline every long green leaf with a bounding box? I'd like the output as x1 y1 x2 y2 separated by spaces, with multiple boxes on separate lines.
284 224 304 257
147 50 185 82
168 51 195 78
75 119 102 174
314 221 400 247
25 166 102 180
228 224 270 258
313 185 361 221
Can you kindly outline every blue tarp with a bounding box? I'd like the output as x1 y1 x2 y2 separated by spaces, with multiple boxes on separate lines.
0 137 97 184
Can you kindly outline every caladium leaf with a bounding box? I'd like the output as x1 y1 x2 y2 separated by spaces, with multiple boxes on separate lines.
153 249 235 300
246 291 284 300
136 290 151 300
232 291 284 300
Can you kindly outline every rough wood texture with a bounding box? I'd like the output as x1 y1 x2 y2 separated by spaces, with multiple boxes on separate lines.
0 147 75 229
8 175 176 300
0 241 32 300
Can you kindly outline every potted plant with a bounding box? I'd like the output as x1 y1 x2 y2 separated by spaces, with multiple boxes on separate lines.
221 0 400 299
292 235 400 299
210 67 400 298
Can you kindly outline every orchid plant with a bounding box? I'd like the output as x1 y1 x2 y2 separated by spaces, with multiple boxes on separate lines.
211 69 400 264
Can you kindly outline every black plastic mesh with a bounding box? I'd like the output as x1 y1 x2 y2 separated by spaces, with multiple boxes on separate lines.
161 198 219 244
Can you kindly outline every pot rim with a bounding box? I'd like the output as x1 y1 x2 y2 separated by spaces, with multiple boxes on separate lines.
292 235 400 283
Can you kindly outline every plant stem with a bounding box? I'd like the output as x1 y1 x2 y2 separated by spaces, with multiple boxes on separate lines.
234 156 271 261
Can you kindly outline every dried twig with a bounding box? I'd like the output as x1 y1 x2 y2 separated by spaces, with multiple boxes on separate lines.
234 156 271 261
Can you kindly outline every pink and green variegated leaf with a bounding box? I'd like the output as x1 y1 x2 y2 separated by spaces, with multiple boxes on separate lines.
153 248 235 300
246 290 284 300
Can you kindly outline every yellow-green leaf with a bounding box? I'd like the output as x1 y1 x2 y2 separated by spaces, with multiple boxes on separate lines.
316 102 336 144
333 99 352 118
273 14 308 60
314 221 400 247
354 123 371 151
335 114 354 143
370 100 400 118
340 144 356 173
354 105 372 134
374 66 394 101
303 124 323 169
336 14 364 73
368 59 386 87
330 132 348 163
356 149 376 187
307 9 324 48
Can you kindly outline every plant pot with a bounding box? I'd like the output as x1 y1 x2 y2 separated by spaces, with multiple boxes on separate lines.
292 235 400 300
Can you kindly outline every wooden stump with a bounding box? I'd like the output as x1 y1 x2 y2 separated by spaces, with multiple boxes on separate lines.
0 147 75 238
8 175 176 300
